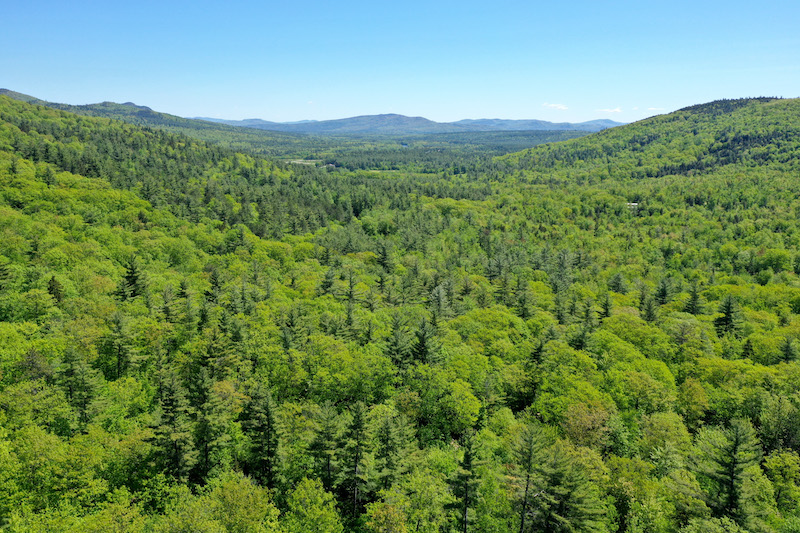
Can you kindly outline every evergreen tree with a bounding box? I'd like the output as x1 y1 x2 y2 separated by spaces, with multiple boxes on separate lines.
0 259 12 292
385 313 413 371
152 369 198 482
411 317 441 365
780 336 798 362
451 431 480 533
242 380 280 488
655 276 672 305
694 418 762 519
116 256 147 301
608 272 627 294
57 347 103 430
514 423 605 533
309 401 342 491
714 295 743 337
684 283 704 315
371 405 414 492
338 402 369 517
642 296 658 322
99 311 135 380
599 292 612 319
46 275 64 304
741 338 755 360
320 267 337 296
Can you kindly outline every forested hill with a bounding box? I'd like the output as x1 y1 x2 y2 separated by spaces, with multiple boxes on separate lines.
0 89 332 158
500 97 800 182
0 90 592 164
3 94 800 532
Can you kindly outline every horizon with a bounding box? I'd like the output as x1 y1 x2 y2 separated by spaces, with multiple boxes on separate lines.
3 0 799 124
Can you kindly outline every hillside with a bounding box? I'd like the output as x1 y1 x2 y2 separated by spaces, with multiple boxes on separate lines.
2 95 800 532
0 90 594 164
500 96 800 182
0 89 332 158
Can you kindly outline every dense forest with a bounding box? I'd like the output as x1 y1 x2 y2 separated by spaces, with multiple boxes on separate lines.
1 94 800 532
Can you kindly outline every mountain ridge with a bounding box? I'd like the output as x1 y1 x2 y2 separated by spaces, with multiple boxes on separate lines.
196 113 624 135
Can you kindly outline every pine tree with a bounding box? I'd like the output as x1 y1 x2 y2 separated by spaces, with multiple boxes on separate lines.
372 406 413 492
514 423 606 533
515 423 553 533
740 338 755 360
310 401 342 491
320 267 336 296
780 336 798 362
684 283 704 315
599 292 613 319
242 380 279 488
46 275 64 304
152 369 198 482
338 402 369 517
608 272 627 294
100 311 135 380
0 260 12 291
642 296 658 322
451 432 480 533
655 276 672 305
57 347 103 431
694 418 762 519
116 256 147 301
411 317 441 365
714 295 743 337
385 313 413 371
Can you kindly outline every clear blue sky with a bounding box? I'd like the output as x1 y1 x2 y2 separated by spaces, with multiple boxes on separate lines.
3 0 798 123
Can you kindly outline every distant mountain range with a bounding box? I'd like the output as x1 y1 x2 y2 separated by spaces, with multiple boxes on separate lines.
195 113 623 135
0 88 622 138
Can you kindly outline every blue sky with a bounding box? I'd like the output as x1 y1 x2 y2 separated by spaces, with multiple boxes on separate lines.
3 0 798 123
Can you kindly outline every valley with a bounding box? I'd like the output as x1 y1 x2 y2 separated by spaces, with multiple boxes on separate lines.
0 93 799 532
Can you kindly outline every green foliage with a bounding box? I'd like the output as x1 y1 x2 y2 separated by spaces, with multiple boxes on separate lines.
283 477 344 533
3 93 800 531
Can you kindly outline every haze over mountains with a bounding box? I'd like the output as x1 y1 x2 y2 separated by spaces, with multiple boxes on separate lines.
196 114 624 135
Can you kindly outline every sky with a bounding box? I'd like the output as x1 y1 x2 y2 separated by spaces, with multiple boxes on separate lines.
2 0 799 124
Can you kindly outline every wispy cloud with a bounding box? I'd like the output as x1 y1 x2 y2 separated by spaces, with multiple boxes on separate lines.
597 107 623 113
542 102 568 110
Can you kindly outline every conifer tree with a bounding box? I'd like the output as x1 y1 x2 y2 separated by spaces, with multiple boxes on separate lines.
642 296 658 322
411 317 441 365
780 336 798 362
339 402 369 517
514 423 605 533
57 347 103 431
694 418 762 519
242 380 279 488
371 405 414 492
714 295 743 337
385 313 413 371
116 256 148 301
46 275 64 304
309 401 342 491
655 276 672 305
152 370 197 482
684 283 704 315
451 431 480 533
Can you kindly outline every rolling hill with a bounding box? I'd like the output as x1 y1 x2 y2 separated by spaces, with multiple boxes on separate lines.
3 93 800 532
499 96 800 182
